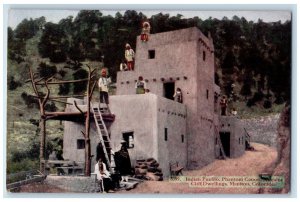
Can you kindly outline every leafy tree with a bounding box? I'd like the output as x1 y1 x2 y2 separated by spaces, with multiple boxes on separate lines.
72 68 88 94
38 22 69 63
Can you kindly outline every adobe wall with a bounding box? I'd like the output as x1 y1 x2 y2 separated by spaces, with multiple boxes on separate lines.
116 28 200 97
187 29 216 168
219 116 245 158
109 93 187 177
63 99 107 172
116 27 216 169
109 94 157 161
156 96 187 177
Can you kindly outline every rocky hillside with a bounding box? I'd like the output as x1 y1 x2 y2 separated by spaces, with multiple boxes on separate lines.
259 105 291 193
242 113 280 147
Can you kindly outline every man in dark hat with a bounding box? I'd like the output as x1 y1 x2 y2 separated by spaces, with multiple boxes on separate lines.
114 140 132 182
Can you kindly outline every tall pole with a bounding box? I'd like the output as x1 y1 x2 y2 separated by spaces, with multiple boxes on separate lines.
84 66 92 176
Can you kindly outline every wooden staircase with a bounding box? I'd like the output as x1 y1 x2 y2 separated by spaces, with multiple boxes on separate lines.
91 104 113 172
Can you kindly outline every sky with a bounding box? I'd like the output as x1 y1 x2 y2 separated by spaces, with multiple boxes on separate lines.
8 9 291 29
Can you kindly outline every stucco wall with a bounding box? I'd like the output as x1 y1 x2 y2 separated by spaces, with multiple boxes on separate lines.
156 96 187 177
116 27 216 170
63 100 109 172
219 116 245 158
109 93 187 177
109 94 157 161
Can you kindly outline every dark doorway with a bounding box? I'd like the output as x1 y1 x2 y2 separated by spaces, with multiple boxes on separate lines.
164 82 175 100
220 132 230 157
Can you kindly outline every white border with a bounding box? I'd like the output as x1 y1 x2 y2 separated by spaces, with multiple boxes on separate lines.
1 0 299 201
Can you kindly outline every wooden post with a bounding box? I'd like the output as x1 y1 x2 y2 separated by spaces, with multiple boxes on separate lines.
84 66 93 176
39 117 46 172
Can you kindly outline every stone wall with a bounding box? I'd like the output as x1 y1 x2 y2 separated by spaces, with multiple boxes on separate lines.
45 175 99 193
241 114 280 147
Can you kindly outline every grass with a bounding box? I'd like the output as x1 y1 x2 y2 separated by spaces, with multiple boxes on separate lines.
231 100 285 119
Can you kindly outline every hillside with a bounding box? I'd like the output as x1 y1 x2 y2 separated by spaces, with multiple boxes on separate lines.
6 10 291 174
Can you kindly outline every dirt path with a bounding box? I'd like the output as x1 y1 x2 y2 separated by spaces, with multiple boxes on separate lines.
14 143 277 194
119 143 277 194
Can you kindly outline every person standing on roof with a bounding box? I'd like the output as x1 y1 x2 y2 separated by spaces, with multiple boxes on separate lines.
220 95 228 116
125 43 135 71
141 21 151 42
135 76 146 94
98 68 111 105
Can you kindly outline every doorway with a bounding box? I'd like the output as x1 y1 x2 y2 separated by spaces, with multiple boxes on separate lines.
219 132 230 157
163 82 175 100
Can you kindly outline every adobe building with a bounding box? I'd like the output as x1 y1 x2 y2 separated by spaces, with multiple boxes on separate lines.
62 27 246 177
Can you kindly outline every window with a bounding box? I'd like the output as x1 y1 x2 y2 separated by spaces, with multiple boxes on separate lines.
148 50 155 59
164 128 168 141
239 138 241 144
203 51 206 61
122 131 134 148
77 139 85 149
181 134 184 143
206 89 209 99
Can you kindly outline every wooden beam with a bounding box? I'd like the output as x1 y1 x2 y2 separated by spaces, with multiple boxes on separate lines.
50 99 73 105
35 78 89 85
74 100 84 114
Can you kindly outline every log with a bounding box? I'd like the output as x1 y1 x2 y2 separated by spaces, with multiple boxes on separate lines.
146 172 160 181
147 167 158 173
146 158 155 162
135 168 147 175
150 162 159 167
154 172 163 177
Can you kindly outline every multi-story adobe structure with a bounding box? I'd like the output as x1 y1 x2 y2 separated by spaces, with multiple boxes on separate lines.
63 27 246 177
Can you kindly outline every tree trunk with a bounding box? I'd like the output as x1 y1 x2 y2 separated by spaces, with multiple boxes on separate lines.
84 100 91 176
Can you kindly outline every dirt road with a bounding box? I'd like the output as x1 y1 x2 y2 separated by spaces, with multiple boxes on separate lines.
119 143 277 194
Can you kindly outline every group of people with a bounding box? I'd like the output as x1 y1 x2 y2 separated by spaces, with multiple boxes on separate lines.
120 21 151 72
94 141 132 193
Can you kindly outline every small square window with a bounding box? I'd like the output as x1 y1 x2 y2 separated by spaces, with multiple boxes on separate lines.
77 139 85 149
148 50 155 59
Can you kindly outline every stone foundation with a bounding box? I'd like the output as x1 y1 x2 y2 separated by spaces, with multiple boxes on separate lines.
45 175 99 193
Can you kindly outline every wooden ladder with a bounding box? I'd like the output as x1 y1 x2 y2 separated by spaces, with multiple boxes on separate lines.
91 104 113 172
214 125 227 159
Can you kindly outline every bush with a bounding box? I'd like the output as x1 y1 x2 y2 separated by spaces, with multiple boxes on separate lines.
7 158 39 174
58 69 67 77
263 100 272 109
72 69 88 94
275 96 285 105
37 62 57 78
8 76 22 90
58 83 70 95
252 91 264 103
246 98 255 107
45 102 57 112
21 92 39 108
